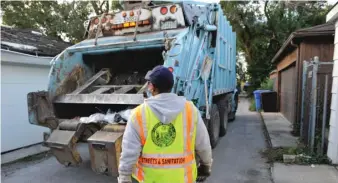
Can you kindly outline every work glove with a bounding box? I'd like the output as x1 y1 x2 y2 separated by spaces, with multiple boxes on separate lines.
117 175 132 183
196 164 211 182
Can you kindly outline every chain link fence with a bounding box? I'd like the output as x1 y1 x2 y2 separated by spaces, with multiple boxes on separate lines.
300 56 333 154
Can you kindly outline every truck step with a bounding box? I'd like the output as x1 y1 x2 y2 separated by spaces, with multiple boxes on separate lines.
87 124 125 176
45 120 85 166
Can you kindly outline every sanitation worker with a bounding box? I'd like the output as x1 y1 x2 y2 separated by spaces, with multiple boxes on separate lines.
118 65 213 183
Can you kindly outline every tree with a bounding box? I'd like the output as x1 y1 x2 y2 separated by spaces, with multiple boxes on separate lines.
1 0 121 43
236 54 247 84
221 0 331 88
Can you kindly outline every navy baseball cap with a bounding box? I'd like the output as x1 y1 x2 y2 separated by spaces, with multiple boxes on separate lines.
145 65 174 90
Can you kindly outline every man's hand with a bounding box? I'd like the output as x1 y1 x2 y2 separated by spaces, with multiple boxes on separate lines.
117 175 132 183
197 164 211 177
197 164 211 182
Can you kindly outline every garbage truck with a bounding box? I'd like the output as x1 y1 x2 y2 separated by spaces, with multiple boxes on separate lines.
27 0 237 177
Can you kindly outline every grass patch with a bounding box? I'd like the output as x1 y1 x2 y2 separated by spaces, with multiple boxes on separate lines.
261 146 331 165
249 97 256 111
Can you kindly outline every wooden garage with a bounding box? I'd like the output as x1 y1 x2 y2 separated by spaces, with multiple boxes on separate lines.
271 22 334 132
280 64 296 123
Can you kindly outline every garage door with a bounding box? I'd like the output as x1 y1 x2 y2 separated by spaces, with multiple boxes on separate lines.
280 66 296 123
1 62 50 152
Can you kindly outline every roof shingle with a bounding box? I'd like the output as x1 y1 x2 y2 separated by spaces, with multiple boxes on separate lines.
1 26 72 56
271 22 335 63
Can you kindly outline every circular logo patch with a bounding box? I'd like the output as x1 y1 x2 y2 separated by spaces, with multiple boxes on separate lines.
151 122 176 147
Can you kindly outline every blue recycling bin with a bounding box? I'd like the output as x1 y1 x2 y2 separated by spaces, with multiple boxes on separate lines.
253 90 270 111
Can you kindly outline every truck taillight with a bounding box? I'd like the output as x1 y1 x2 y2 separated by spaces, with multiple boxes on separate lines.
130 22 136 26
111 19 150 30
170 5 177 13
142 20 150 25
160 7 168 15
123 22 130 28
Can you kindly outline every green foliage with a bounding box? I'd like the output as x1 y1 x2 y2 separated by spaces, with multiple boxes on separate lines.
221 1 331 89
259 78 274 90
262 146 331 165
249 97 256 111
1 0 121 43
236 60 247 84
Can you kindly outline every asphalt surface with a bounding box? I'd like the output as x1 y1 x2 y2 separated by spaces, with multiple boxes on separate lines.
1 98 272 183
206 98 272 183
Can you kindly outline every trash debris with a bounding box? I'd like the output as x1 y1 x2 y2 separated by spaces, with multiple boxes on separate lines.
80 117 90 123
104 113 117 124
79 109 134 124
283 154 296 163
114 114 123 123
120 109 133 121
88 113 106 122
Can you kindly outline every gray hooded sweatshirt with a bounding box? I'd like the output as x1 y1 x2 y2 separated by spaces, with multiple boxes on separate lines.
118 93 212 176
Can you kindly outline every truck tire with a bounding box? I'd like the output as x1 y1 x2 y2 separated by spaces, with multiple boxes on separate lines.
208 104 220 149
216 96 228 137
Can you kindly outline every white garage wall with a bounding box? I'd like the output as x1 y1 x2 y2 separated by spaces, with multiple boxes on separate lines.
327 6 338 164
327 20 338 164
1 52 52 153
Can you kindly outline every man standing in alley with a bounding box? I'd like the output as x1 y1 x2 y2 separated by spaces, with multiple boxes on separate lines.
118 65 213 183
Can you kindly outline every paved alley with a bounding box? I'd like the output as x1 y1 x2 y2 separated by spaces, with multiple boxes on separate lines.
207 98 272 183
1 98 272 183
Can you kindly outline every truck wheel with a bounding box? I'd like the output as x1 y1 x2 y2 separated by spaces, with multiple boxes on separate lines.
208 104 220 149
217 96 228 137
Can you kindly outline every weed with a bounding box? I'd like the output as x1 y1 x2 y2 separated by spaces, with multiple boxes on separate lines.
261 146 331 165
249 97 256 111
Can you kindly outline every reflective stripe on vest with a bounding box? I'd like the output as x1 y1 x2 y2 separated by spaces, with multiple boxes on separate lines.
183 102 194 183
132 101 198 183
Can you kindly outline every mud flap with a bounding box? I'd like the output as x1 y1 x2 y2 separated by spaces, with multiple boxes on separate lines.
87 124 125 176
45 120 85 166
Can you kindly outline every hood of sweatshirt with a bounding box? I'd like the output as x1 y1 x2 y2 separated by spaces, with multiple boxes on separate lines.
144 93 186 124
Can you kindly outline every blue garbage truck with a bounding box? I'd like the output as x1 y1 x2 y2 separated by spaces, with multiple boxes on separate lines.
27 0 237 176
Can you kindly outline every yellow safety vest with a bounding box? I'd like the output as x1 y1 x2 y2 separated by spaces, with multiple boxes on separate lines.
131 101 198 183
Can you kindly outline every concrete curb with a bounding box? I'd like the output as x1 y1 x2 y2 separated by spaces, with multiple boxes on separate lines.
259 112 273 148
1 144 50 165
258 112 275 183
